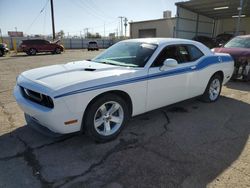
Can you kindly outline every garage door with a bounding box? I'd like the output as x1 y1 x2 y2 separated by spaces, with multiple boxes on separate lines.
139 29 156 38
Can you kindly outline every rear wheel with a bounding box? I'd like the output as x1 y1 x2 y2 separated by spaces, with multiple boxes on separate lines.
0 50 3 57
201 74 222 102
29 48 37 55
84 94 129 142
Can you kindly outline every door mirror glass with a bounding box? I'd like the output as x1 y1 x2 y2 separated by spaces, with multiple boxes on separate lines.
160 58 178 71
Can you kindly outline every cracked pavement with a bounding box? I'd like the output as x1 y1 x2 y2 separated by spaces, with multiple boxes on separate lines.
0 50 250 188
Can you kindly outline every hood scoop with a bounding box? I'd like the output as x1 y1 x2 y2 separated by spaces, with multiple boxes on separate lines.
84 68 96 71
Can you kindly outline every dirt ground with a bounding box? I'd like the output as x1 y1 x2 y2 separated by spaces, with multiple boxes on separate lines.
0 50 249 188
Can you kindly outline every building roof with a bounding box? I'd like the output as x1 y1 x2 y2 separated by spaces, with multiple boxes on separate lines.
176 0 250 19
129 17 175 25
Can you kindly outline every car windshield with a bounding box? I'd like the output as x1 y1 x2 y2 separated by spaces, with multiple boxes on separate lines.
224 37 250 48
92 42 157 67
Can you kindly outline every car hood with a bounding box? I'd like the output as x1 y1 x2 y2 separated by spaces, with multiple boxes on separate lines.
18 60 139 97
213 47 250 58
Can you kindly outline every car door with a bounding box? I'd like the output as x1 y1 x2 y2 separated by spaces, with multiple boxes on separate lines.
32 40 42 52
38 40 50 52
146 44 199 111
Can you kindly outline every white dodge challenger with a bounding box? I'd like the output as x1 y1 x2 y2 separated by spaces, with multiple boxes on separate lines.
14 38 234 142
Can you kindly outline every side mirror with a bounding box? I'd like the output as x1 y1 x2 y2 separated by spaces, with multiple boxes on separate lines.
160 58 178 71
218 43 223 47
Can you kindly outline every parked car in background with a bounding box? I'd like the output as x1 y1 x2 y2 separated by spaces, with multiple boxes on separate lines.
215 33 234 46
87 41 99 51
192 36 216 49
14 38 234 142
213 35 250 80
19 39 64 55
0 43 9 57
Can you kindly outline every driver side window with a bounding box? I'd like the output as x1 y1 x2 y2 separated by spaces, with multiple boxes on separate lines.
153 46 180 67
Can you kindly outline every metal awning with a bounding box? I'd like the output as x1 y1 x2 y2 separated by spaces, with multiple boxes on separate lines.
176 0 250 19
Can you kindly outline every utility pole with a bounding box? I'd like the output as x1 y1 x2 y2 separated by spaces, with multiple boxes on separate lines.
84 28 89 38
115 28 118 39
0 29 3 43
236 0 244 36
118 16 124 37
124 17 128 37
104 22 106 38
50 0 56 40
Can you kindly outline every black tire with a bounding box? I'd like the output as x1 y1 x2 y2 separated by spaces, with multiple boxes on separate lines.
200 74 222 103
83 94 129 142
54 47 61 54
0 50 3 57
29 48 37 55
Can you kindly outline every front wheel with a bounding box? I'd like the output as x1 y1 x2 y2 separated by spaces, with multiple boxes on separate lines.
54 47 61 54
84 94 129 142
201 74 222 103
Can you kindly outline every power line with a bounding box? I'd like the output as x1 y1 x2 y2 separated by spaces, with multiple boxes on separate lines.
43 0 48 36
25 0 49 34
88 0 113 20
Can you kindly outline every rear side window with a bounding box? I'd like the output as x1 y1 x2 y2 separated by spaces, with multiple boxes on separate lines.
178 45 191 63
187 45 204 61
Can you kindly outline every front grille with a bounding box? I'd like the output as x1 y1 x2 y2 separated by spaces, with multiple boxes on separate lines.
20 87 54 108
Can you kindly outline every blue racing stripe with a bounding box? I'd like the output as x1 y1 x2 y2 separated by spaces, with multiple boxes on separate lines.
54 56 232 99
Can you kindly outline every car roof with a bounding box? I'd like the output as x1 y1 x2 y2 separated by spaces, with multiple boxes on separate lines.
236 35 250 38
122 38 202 47
22 39 48 42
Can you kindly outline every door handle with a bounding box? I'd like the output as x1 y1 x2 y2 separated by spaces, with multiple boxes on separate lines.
190 66 196 70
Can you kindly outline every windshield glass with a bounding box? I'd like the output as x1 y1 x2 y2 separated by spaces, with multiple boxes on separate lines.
224 37 250 48
92 42 157 67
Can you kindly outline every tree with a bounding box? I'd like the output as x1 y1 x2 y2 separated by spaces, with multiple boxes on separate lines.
56 30 65 39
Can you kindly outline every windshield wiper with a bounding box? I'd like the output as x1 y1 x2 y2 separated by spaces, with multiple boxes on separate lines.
97 61 119 66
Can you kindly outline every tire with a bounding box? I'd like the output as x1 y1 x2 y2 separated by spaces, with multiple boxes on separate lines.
201 74 222 103
54 47 61 54
0 50 3 57
29 48 37 55
84 94 129 142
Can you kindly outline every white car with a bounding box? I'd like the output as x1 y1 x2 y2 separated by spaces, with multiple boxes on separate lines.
14 38 234 142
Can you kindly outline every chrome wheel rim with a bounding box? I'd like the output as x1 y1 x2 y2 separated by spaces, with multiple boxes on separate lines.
30 49 36 55
94 101 124 136
209 78 221 101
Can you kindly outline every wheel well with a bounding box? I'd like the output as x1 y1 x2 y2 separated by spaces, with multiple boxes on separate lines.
29 48 37 51
213 71 224 82
81 90 133 131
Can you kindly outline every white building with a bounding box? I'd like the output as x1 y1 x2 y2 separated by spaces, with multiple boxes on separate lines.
130 0 250 39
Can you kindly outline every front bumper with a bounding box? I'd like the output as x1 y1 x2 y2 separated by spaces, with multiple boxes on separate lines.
14 85 82 134
25 113 63 137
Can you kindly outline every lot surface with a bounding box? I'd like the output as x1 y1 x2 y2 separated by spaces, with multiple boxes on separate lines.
0 50 249 188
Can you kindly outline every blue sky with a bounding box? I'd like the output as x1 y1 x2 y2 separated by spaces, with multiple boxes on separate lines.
0 0 180 36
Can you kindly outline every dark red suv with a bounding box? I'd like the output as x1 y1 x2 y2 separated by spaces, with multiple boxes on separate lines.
19 39 64 55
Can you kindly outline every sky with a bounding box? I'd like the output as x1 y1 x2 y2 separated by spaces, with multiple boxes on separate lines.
0 0 181 37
